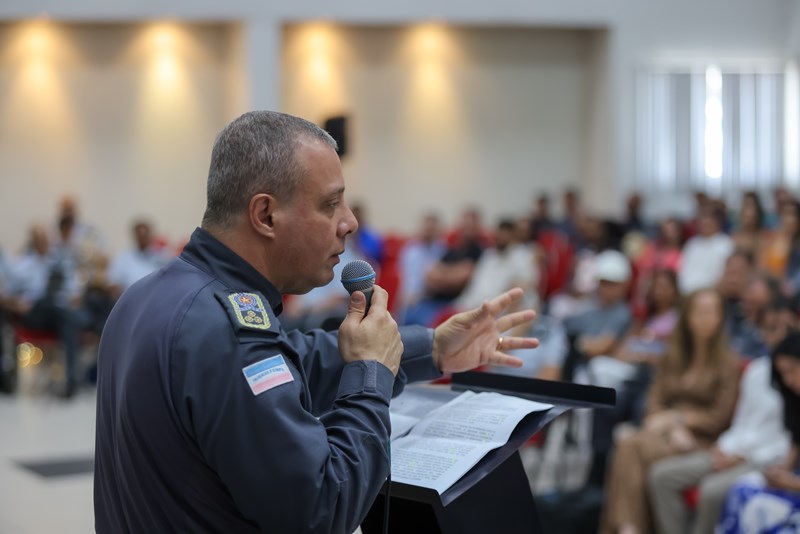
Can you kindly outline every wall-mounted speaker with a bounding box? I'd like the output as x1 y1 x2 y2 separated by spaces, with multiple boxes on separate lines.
323 116 348 158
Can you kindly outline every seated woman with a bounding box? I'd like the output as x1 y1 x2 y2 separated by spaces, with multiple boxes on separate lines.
717 332 800 533
600 288 740 534
631 217 684 315
648 314 793 534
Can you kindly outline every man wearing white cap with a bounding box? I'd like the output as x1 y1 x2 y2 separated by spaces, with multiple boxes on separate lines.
563 249 633 360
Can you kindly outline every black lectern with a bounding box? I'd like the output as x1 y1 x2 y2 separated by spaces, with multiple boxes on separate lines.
361 372 615 534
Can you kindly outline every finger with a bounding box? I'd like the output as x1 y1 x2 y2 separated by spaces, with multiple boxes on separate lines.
489 352 523 368
367 285 389 314
486 287 525 317
495 309 537 333
497 336 540 351
453 301 491 328
345 291 367 320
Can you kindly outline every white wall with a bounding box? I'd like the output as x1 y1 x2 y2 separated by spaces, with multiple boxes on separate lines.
0 22 234 255
0 0 796 249
282 25 595 231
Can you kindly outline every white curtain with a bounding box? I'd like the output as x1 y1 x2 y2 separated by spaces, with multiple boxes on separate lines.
635 66 786 201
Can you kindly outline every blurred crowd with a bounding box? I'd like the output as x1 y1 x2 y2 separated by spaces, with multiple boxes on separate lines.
3 186 800 532
0 196 176 398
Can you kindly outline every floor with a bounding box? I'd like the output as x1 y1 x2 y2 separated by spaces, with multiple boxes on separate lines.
0 389 96 534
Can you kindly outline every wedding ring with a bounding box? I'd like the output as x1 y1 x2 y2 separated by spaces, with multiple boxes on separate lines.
496 337 504 351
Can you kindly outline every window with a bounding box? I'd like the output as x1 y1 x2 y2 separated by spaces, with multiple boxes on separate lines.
635 63 792 198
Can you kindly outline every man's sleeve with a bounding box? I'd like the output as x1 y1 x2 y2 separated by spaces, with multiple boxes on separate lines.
172 324 394 534
288 325 441 415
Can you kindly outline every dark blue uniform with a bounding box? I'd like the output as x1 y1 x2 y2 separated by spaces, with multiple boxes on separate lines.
94 228 440 533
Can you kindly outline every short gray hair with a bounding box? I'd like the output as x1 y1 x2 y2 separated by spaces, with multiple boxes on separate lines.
202 111 337 229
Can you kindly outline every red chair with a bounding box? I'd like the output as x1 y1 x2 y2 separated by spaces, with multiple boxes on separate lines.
14 325 59 346
377 234 407 315
536 230 575 300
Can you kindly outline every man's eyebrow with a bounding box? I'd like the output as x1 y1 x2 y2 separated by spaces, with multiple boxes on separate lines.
325 187 346 200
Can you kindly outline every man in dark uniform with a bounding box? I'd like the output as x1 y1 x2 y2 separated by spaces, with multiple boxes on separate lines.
94 111 537 533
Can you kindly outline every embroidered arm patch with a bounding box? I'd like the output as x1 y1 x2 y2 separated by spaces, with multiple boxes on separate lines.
215 290 279 334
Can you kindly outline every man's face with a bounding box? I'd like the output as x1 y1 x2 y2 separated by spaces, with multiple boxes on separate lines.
421 215 440 242
134 224 152 250
698 213 719 236
719 256 750 298
597 279 627 306
31 226 49 256
761 309 794 350
742 280 771 324
495 227 513 250
273 138 358 294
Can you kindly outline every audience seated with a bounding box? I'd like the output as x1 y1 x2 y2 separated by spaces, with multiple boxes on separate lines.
591 269 679 418
548 213 610 321
765 185 795 229
718 250 757 341
648 310 793 534
621 192 647 236
630 217 683 318
758 199 800 281
444 206 493 249
350 202 384 267
454 219 538 312
731 191 766 256
52 195 107 278
563 249 633 368
600 288 740 534
728 273 782 359
530 192 555 240
558 187 582 245
679 205 734 294
0 246 9 390
716 332 800 533
3 225 90 397
397 213 446 322
403 208 487 326
107 220 170 300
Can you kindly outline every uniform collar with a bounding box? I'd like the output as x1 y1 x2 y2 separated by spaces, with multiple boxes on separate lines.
180 227 284 315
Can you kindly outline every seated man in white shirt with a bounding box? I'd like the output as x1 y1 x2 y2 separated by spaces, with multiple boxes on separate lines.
454 219 538 312
679 206 734 295
647 305 796 534
108 220 170 300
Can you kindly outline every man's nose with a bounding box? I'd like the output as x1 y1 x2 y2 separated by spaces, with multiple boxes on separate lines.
339 206 359 236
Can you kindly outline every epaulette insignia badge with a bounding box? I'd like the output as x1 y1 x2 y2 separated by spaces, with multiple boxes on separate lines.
228 292 271 330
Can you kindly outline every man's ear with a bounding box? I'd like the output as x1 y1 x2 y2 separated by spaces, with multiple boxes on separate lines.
249 193 278 239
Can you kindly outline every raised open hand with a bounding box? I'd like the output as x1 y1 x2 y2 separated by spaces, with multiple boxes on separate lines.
432 287 539 374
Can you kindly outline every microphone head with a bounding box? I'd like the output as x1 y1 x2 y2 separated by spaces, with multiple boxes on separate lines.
341 260 376 295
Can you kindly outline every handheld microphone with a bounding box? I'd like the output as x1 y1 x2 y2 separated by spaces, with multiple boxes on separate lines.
341 260 376 314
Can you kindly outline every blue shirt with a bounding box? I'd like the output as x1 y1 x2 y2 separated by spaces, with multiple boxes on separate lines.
94 228 440 533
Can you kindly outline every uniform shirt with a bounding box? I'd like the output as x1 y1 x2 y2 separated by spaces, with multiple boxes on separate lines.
94 228 441 534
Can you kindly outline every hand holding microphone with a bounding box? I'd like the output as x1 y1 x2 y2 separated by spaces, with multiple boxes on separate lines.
338 260 403 375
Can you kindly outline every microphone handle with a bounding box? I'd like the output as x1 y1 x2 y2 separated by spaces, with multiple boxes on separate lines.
362 287 374 315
